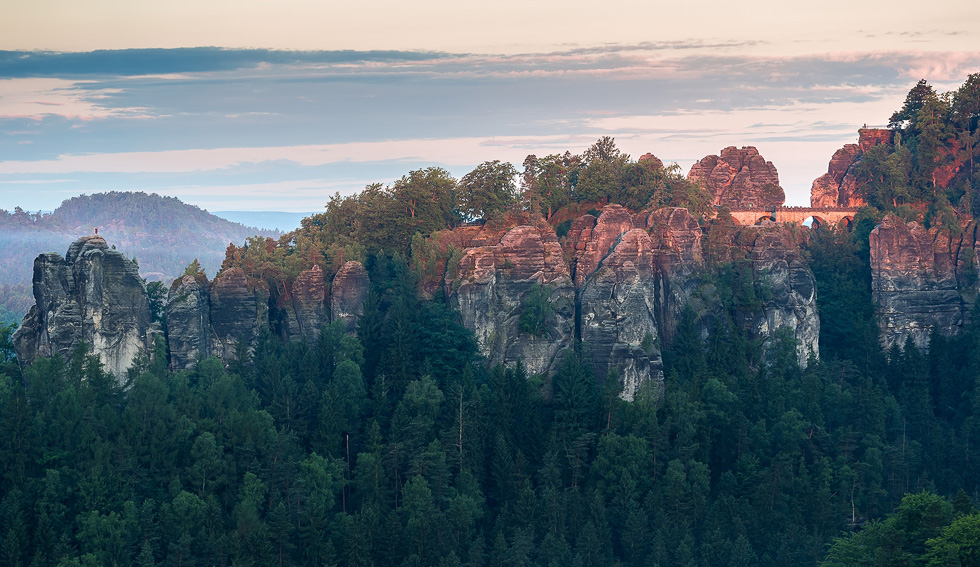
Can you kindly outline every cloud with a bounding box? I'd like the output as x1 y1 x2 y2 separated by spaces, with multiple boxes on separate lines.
0 48 452 78
5 46 978 85
2 45 979 212
0 135 590 175
0 78 148 119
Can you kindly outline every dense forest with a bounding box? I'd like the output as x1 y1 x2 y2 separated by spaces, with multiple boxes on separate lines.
0 192 277 325
0 75 979 567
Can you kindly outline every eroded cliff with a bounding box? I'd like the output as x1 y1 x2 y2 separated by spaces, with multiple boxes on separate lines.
19 216 820 398
688 146 784 209
441 205 819 399
870 215 978 350
16 236 372 376
446 216 576 376
168 262 369 368
14 235 158 381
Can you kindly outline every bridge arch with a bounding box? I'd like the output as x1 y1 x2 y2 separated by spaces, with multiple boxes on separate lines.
804 215 827 229
725 206 861 228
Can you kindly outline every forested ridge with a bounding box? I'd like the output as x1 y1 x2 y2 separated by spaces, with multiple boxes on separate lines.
1 75 980 566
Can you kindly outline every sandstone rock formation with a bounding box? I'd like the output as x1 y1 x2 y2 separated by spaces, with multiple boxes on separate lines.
870 215 971 350
578 226 661 398
503 203 813 398
17 220 823 400
858 127 893 151
569 206 708 398
269 265 330 342
638 207 707 344
810 129 894 208
810 144 865 208
569 204 636 286
638 153 664 170
14 235 157 381
291 265 329 337
737 223 820 364
165 262 364 368
447 220 575 377
208 268 269 361
331 261 370 332
166 274 211 370
688 147 784 209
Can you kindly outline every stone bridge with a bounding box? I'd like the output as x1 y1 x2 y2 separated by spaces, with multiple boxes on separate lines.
727 206 860 227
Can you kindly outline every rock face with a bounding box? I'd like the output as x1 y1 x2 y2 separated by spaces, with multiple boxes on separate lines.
166 275 211 370
571 207 817 397
331 261 370 332
870 215 974 350
578 225 661 398
810 144 865 208
737 224 820 364
13 235 157 381
291 266 329 337
447 220 576 376
637 207 707 344
442 204 819 400
166 262 364 368
638 153 664 170
269 265 329 342
13 235 369 373
688 146 784 209
569 205 637 286
208 268 268 361
570 206 708 398
810 129 895 208
20 217 824 402
858 128 893 151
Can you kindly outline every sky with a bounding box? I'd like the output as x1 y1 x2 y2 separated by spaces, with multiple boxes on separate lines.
1 1 979 213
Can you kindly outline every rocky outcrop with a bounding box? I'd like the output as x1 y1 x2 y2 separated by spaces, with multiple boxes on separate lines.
269 265 330 342
569 204 636 286
291 266 329 337
16 237 367 373
561 205 819 397
331 261 369 332
858 128 893 151
571 206 707 398
736 223 820 364
208 268 269 361
638 153 664 170
688 146 784 209
810 144 866 208
13 235 157 381
18 219 824 400
870 215 970 350
640 207 708 344
166 275 211 370
810 129 896 208
578 226 661 398
167 262 361 368
447 220 575 376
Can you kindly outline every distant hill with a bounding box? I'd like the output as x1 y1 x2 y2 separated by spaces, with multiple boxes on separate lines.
0 192 280 324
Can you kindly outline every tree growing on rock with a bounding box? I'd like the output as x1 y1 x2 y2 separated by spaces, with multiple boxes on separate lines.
456 160 519 222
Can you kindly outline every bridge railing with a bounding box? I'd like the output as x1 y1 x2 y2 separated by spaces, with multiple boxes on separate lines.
729 206 860 213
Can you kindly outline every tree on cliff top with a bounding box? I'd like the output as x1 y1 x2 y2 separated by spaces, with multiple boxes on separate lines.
575 136 629 204
456 160 519 222
953 73 980 131
890 79 938 129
